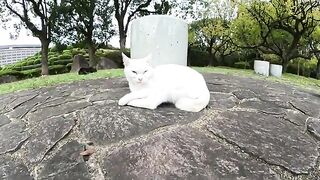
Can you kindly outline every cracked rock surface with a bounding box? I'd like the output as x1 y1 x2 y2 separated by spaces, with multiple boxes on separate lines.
0 73 319 180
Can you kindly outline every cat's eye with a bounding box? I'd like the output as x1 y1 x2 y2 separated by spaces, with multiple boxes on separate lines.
143 70 148 74
132 71 137 74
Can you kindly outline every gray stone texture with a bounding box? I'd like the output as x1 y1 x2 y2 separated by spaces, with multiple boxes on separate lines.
0 73 319 179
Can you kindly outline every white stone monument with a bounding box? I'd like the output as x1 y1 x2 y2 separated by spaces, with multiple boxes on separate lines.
270 64 283 77
254 60 270 76
130 15 188 66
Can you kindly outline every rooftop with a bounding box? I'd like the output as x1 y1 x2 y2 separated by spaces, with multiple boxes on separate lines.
0 44 41 49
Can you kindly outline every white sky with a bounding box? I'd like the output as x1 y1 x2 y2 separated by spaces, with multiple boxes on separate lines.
0 27 122 48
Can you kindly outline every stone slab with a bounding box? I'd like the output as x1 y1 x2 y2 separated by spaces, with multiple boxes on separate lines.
102 128 277 179
37 140 90 180
207 110 319 174
25 116 75 164
0 122 29 155
0 155 32 180
79 103 201 145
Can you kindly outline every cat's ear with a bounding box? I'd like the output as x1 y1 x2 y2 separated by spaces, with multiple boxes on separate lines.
122 53 130 66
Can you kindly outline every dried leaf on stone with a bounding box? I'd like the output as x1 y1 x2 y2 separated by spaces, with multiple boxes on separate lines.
80 147 95 156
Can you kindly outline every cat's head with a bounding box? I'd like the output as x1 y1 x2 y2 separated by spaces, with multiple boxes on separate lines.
122 53 153 85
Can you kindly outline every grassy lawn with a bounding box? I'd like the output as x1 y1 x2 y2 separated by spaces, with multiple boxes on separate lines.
195 66 320 94
0 66 319 95
0 69 124 95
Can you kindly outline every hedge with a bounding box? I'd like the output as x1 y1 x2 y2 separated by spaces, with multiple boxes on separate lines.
52 59 73 65
49 65 69 75
0 69 25 79
234 61 250 69
58 54 72 60
22 68 42 78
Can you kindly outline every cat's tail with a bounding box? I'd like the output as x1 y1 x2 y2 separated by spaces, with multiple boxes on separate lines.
175 89 210 112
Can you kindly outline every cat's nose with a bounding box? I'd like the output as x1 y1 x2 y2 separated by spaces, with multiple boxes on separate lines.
138 78 142 81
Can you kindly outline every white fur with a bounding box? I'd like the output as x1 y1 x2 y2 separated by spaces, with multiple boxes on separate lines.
119 53 210 112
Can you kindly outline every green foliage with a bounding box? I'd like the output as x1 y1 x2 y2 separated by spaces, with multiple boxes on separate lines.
21 68 42 78
188 49 209 66
52 59 73 66
230 4 262 47
288 58 318 77
34 59 41 65
262 54 281 65
230 0 320 71
49 65 69 75
0 69 25 79
58 54 72 60
234 61 250 69
53 0 115 47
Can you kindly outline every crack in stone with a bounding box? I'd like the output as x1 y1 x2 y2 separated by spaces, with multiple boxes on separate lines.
3 136 30 155
19 101 44 119
280 117 301 127
260 111 285 116
207 82 225 85
38 122 76 164
289 102 308 116
36 97 87 110
205 127 306 176
12 94 39 110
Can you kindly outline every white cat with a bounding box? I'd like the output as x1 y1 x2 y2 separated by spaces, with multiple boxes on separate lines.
118 53 210 112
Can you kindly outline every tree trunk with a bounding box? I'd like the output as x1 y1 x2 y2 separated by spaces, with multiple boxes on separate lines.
282 59 289 73
87 41 97 67
117 19 126 52
119 32 126 52
316 55 320 79
208 48 214 66
40 39 49 75
187 46 191 66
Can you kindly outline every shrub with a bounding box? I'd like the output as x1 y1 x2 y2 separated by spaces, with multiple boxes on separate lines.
49 57 59 62
58 54 72 60
287 58 317 77
20 64 42 71
66 63 72 71
53 59 73 65
71 48 86 56
49 65 69 75
234 61 250 69
62 49 72 55
34 58 41 65
188 49 209 66
262 54 281 65
27 59 35 65
48 52 56 56
18 60 29 67
0 69 25 79
22 68 41 78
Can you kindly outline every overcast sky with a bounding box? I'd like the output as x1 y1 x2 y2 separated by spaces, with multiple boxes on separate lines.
0 27 121 47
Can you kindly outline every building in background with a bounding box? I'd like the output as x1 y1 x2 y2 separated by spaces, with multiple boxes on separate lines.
0 44 41 66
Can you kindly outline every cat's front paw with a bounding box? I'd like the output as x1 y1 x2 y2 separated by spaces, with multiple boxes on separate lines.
118 97 128 106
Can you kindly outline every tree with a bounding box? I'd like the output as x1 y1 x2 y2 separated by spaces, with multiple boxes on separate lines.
231 0 320 72
55 0 114 66
113 0 170 51
1 0 59 75
188 0 237 66
308 26 320 79
190 18 235 66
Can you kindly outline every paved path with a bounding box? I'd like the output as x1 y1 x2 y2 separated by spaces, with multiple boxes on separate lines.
0 74 319 179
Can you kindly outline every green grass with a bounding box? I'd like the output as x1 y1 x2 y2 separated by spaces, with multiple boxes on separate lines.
0 66 319 95
0 69 124 95
195 66 320 94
